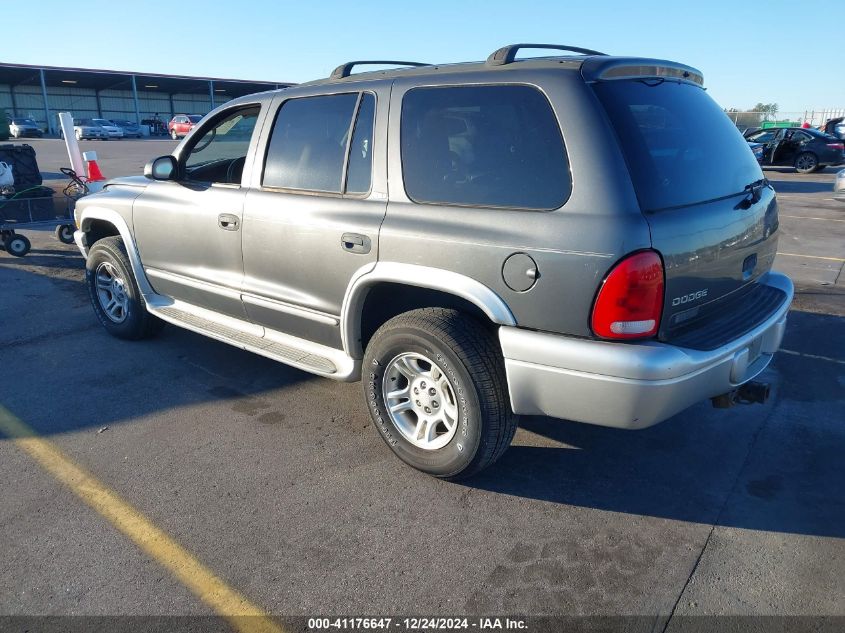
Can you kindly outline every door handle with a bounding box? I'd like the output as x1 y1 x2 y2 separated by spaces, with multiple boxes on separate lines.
218 213 239 231
341 232 371 254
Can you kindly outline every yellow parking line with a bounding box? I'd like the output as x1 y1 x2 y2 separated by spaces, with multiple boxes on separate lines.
0 405 285 633
776 252 845 262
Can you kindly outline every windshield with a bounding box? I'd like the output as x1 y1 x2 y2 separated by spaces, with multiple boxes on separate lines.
593 79 762 211
93 119 113 126
188 115 203 123
14 118 36 125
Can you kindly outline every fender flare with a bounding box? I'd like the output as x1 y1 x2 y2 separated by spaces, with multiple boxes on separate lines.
340 262 516 358
78 207 155 296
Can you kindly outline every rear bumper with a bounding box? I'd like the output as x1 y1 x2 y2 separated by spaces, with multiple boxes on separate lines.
500 271 793 429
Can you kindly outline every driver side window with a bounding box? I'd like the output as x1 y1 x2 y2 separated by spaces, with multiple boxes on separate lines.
184 107 260 184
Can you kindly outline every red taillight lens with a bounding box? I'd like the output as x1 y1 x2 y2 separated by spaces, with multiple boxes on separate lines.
827 143 844 151
591 250 664 339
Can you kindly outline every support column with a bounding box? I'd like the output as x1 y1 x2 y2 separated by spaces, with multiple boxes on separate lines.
9 84 18 116
95 89 103 118
39 69 52 134
168 93 175 119
209 80 215 110
130 75 141 123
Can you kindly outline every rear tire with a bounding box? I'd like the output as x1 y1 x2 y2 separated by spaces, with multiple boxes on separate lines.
363 308 517 480
794 152 818 174
85 236 164 340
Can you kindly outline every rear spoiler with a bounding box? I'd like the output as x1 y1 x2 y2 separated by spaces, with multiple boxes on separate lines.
581 57 704 86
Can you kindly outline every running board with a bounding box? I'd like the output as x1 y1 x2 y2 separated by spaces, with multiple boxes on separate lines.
146 299 359 381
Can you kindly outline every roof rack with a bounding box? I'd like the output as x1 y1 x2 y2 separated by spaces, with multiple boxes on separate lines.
330 60 430 80
486 43 607 66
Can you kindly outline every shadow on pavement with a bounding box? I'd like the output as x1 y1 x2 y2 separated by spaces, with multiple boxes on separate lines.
466 309 845 538
769 179 834 194
2 251 844 539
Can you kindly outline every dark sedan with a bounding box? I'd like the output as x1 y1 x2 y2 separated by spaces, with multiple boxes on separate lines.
745 127 844 173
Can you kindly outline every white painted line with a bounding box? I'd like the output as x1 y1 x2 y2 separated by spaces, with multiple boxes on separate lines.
779 349 845 366
781 215 845 222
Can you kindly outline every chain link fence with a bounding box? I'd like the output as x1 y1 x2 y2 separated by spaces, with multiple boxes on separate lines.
726 108 844 130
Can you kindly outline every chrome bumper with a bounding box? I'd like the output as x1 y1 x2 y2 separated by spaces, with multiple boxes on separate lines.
500 272 793 429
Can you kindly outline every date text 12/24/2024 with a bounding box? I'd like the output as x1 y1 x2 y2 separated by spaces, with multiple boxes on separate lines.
307 618 528 630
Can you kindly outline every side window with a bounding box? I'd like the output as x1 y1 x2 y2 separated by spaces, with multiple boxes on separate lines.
345 93 376 194
748 130 776 143
792 131 811 143
263 93 359 193
400 85 571 210
184 107 260 184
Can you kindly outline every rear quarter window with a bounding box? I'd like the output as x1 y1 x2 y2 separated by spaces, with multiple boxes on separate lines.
400 84 571 210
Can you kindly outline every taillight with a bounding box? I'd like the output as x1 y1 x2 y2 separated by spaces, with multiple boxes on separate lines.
827 143 844 151
591 250 664 339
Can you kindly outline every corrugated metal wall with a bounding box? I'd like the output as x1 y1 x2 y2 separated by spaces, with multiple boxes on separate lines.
1 83 233 130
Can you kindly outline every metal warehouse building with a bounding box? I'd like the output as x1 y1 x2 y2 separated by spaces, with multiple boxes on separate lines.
0 62 293 134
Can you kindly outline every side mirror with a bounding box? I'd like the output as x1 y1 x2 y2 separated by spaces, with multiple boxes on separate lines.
144 155 177 181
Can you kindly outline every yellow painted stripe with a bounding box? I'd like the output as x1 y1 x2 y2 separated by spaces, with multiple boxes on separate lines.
0 405 285 633
776 252 845 262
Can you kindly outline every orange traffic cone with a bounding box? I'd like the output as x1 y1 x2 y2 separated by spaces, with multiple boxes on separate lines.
82 151 105 182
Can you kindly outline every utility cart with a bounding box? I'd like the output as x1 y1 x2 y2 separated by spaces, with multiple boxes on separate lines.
0 188 76 257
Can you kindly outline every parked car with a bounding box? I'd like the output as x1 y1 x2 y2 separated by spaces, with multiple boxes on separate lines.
112 120 142 138
835 168 845 203
92 118 124 138
60 118 109 141
745 127 844 173
8 117 43 138
72 44 792 479
748 142 765 164
167 114 203 139
821 117 845 141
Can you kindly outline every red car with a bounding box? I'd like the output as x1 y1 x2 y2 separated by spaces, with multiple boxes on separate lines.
167 114 203 140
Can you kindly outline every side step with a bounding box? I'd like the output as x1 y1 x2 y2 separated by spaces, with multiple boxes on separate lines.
148 302 356 379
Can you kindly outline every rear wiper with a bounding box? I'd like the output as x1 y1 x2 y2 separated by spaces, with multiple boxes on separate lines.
739 178 769 208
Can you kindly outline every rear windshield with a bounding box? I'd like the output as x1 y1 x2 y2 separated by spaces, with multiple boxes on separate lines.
594 79 762 211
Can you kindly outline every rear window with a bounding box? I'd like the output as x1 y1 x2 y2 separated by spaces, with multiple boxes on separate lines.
401 85 570 210
594 80 762 211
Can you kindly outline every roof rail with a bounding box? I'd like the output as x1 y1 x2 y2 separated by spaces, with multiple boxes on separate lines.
486 43 607 66
330 60 430 80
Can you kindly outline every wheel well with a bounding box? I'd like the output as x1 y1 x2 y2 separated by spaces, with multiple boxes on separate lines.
84 219 120 246
358 283 497 352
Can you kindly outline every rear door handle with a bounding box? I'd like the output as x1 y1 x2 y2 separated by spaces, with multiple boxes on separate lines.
341 232 371 254
218 213 239 231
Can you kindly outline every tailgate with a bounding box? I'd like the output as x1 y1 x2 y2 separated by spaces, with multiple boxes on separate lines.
644 187 779 339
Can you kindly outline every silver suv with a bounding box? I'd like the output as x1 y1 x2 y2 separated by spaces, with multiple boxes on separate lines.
73 44 793 479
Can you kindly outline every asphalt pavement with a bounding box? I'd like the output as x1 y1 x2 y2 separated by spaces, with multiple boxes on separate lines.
0 139 843 631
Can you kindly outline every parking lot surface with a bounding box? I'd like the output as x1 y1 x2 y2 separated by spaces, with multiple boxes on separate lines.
1 140 843 629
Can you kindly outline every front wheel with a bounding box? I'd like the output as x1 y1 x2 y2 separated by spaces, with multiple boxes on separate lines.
794 152 818 174
363 308 517 480
85 236 164 340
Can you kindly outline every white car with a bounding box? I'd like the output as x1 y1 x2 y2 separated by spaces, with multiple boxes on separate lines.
8 117 43 138
92 118 124 138
835 169 845 204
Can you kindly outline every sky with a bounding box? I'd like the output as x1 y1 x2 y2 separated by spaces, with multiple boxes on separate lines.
4 0 843 115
